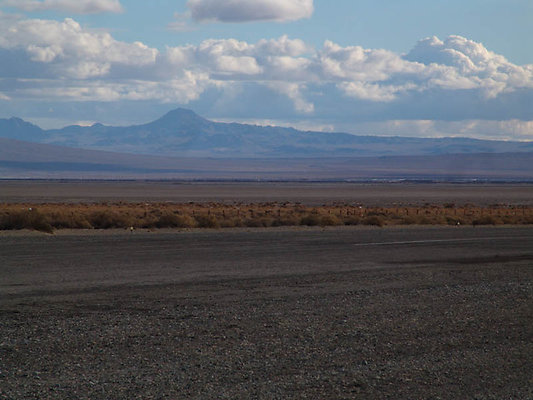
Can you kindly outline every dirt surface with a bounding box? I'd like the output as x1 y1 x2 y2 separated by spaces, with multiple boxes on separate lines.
1 226 532 399
1 180 533 206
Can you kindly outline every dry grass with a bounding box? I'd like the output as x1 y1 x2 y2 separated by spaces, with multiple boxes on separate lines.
1 202 532 233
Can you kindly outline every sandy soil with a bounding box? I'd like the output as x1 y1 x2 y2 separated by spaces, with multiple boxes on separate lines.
1 181 533 206
1 226 532 399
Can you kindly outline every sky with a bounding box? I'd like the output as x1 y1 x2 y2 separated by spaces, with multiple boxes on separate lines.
0 0 532 140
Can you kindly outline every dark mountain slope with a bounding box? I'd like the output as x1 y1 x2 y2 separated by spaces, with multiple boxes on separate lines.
0 117 45 142
1 108 532 157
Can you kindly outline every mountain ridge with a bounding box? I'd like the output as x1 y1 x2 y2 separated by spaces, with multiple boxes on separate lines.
1 108 532 158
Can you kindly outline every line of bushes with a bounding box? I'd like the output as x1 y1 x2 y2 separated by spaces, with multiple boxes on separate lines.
0 209 54 233
0 209 391 232
1 204 532 233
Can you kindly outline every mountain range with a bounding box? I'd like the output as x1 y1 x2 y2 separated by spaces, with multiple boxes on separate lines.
1 108 533 158
1 108 533 180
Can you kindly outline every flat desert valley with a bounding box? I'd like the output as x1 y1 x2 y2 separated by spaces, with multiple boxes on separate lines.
2 180 533 205
1 181 532 399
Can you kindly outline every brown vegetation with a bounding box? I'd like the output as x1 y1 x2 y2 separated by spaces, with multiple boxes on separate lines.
1 202 532 233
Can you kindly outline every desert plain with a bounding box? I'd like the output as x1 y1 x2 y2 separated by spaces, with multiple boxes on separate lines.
0 181 532 399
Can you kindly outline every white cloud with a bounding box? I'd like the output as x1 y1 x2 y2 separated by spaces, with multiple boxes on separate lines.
187 0 313 22
406 35 533 97
338 82 416 102
1 0 123 14
255 36 310 57
267 82 314 113
313 36 533 102
318 40 422 82
15 72 212 103
0 18 158 78
215 55 263 75
164 36 310 79
0 13 532 136
262 56 313 80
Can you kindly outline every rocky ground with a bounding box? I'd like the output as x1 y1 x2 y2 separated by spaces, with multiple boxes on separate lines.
1 226 532 399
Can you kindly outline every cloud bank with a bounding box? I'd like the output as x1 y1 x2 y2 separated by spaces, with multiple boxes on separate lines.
1 0 123 14
0 14 531 139
187 0 314 22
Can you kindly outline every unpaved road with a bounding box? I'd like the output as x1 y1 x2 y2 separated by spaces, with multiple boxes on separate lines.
1 226 532 399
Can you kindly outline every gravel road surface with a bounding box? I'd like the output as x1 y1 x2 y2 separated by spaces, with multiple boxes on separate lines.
1 226 532 399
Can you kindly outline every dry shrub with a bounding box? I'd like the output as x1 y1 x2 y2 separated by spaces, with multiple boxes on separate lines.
399 216 417 225
343 216 360 226
472 216 497 226
220 218 244 228
0 209 53 233
300 214 321 226
519 216 533 225
320 215 341 226
431 215 448 225
363 216 384 227
260 217 275 227
49 212 91 229
194 214 220 229
366 210 386 217
138 217 158 229
272 215 301 227
219 219 234 228
446 217 464 226
415 216 432 225
155 213 196 228
244 218 273 228
88 210 130 229
501 215 514 224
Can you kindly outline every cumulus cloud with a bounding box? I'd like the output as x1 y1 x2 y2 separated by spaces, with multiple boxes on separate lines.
164 36 311 80
187 0 313 22
0 18 157 78
406 35 533 97
1 0 123 14
318 40 421 82
313 37 533 102
0 13 532 134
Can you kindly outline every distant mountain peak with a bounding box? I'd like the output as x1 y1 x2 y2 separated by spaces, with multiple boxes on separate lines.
144 107 212 132
7 117 37 127
0 116 43 141
1 116 41 130
158 108 204 122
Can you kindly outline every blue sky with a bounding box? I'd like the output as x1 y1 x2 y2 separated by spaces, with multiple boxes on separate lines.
0 0 532 140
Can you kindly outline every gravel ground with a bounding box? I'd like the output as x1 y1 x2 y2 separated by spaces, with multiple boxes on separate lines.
1 226 532 399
